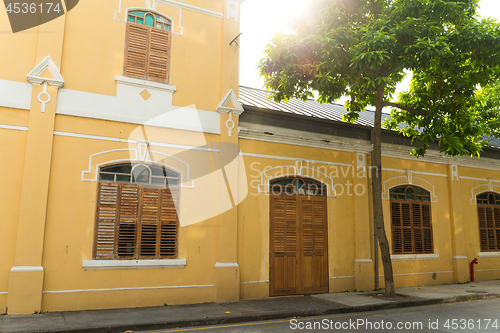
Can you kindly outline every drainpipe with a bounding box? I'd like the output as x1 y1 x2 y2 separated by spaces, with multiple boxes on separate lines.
470 258 478 282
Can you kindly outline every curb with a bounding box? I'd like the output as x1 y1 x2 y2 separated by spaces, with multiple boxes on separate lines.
11 293 500 333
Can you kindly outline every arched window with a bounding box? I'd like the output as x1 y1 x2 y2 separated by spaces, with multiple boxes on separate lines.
123 10 172 83
270 177 326 196
390 185 433 254
94 163 179 260
476 192 500 251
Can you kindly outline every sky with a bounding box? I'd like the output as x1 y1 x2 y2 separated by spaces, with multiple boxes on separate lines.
239 0 500 107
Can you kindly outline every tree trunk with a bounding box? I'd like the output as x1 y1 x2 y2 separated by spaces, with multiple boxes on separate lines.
372 84 395 296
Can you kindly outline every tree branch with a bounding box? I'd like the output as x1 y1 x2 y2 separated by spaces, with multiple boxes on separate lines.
382 102 426 115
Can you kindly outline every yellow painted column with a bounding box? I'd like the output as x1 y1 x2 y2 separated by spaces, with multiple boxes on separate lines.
353 152 375 292
7 13 65 315
213 0 243 302
447 164 469 283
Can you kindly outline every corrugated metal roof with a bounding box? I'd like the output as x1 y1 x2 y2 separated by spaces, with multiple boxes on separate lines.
239 85 391 127
239 85 500 149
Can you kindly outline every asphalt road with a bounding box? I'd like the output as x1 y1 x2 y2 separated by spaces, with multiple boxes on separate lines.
139 298 500 333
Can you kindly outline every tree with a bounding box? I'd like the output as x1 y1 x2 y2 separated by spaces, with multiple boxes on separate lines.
259 0 500 296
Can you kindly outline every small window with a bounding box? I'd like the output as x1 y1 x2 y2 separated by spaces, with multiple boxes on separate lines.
94 163 179 260
477 192 500 251
270 177 326 196
390 185 433 254
124 10 172 83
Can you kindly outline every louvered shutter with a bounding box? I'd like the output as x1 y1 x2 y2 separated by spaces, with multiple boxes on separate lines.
139 188 160 257
422 204 433 253
124 23 149 79
117 184 140 257
391 202 403 253
94 183 119 259
148 29 170 82
160 187 178 257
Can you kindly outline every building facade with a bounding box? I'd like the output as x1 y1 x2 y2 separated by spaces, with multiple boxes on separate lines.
1 0 499 316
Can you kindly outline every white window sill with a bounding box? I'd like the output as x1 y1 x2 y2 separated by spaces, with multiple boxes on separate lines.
391 254 439 261
82 259 186 270
115 76 177 92
478 252 500 258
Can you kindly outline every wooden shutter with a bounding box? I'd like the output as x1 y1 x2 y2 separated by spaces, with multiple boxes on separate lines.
390 200 433 254
124 23 149 79
117 184 140 257
94 183 119 259
139 188 160 257
160 187 178 257
148 29 170 82
270 196 298 295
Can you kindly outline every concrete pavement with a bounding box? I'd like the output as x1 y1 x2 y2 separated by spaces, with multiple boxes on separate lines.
1 280 499 333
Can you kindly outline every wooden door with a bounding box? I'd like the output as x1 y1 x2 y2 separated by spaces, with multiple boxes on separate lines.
270 193 328 296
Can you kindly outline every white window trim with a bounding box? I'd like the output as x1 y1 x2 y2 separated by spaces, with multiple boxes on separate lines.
82 259 186 270
390 254 439 261
115 76 177 92
478 251 500 258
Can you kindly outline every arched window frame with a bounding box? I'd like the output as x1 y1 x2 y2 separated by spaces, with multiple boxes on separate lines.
270 176 327 196
123 9 172 83
389 185 434 254
476 192 500 251
94 163 180 260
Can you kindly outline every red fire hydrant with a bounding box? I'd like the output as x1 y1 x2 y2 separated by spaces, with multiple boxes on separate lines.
470 258 478 282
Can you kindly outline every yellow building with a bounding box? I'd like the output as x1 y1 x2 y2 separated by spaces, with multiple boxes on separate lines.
0 0 499 316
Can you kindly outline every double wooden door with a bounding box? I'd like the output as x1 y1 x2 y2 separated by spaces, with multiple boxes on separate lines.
269 194 329 296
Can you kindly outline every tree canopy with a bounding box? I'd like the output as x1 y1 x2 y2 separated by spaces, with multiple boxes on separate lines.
259 0 500 157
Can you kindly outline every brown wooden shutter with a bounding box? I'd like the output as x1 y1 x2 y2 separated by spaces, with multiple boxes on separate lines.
160 187 178 257
148 29 170 82
94 183 118 259
124 23 149 79
391 202 403 253
422 204 433 253
139 188 160 257
117 184 139 258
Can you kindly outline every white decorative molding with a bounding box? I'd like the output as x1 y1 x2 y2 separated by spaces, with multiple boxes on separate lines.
354 259 373 263
295 159 304 176
469 183 500 205
217 89 244 116
382 168 447 178
227 0 244 21
114 0 222 35
240 280 269 284
54 131 218 153
382 175 438 203
356 152 365 172
0 79 32 110
225 112 236 137
452 256 468 259
43 284 213 294
478 252 500 258
390 254 439 261
239 127 500 173
115 76 177 92
27 55 64 88
329 276 355 279
214 262 239 268
37 82 51 113
255 164 337 197
81 148 194 188
393 270 452 277
10 266 44 272
239 128 372 154
56 82 220 134
0 292 7 295
240 151 351 167
82 259 186 270
451 164 459 181
136 140 150 162
0 124 28 131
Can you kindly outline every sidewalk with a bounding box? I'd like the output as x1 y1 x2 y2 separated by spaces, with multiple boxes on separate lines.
1 280 499 333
